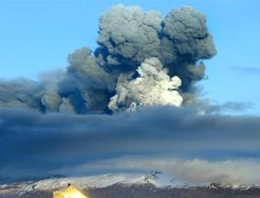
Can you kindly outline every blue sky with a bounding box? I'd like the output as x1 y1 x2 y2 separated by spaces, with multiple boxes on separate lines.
0 0 259 114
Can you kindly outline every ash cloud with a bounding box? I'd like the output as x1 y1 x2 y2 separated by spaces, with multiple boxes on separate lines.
0 4 216 113
162 7 216 60
0 78 44 110
109 58 183 112
1 106 260 184
97 4 162 67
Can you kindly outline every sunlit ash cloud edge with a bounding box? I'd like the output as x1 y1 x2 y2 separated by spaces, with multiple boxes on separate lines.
1 106 260 185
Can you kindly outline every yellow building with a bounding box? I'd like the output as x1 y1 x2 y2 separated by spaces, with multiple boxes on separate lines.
53 184 89 198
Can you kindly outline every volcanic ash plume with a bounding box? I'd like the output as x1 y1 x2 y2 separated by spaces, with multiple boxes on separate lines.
97 4 162 67
109 58 183 112
0 5 216 114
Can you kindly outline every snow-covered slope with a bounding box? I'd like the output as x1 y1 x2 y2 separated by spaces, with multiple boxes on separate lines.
1 172 260 198
0 172 185 196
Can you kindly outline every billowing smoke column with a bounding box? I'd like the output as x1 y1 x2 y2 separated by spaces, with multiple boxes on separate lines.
0 5 216 114
109 58 183 112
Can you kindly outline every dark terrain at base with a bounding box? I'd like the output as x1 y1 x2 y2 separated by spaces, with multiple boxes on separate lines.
2 183 260 198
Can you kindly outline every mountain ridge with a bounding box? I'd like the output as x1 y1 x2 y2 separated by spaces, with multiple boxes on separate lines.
1 172 260 198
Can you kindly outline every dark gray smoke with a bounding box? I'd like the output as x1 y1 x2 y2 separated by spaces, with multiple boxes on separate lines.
0 78 44 110
97 4 162 67
0 4 216 114
1 106 260 184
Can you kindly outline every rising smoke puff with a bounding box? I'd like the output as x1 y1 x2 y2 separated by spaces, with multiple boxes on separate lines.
0 78 43 110
0 4 216 114
97 5 216 108
67 47 116 91
162 7 216 60
62 47 117 113
109 57 183 112
40 69 65 112
160 7 216 94
98 4 162 68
